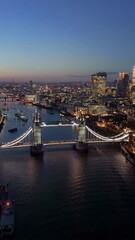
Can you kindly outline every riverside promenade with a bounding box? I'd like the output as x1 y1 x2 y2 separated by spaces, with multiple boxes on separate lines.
0 114 4 126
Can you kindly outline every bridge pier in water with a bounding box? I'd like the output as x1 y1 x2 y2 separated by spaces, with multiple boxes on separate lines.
30 111 44 156
74 119 88 152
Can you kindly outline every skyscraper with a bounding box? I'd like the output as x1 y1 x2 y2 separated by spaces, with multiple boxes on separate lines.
119 72 128 80
29 80 33 90
129 66 135 103
132 65 135 84
116 72 129 97
91 72 107 97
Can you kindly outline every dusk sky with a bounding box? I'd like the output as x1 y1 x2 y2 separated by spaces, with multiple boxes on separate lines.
0 0 135 82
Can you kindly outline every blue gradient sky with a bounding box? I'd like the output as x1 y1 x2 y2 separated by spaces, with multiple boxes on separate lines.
0 0 135 82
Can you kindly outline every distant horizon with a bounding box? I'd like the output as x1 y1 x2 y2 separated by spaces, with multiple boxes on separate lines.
0 71 132 83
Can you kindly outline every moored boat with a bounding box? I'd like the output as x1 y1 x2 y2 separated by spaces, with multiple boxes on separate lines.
15 110 22 117
15 111 28 121
0 184 15 239
8 128 17 133
19 114 28 122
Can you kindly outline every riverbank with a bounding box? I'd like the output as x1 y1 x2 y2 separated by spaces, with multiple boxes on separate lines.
121 144 135 166
0 114 5 125
32 102 55 110
32 102 75 121
0 114 5 133
86 119 121 137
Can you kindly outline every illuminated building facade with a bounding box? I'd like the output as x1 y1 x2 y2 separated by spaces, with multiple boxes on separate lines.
91 72 107 97
129 66 135 103
132 65 135 84
119 72 128 79
105 87 116 97
116 72 129 97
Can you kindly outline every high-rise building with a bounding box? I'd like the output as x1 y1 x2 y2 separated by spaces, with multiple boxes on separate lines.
132 65 135 84
91 72 107 97
119 72 128 80
29 80 33 90
116 72 129 97
129 66 135 103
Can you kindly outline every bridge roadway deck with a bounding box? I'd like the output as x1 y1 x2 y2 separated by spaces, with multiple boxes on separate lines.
41 123 78 127
0 139 123 149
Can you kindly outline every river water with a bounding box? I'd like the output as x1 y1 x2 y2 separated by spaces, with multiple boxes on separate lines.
0 103 135 240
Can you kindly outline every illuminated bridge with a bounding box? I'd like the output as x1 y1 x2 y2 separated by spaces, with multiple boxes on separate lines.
0 122 131 150
0 110 134 156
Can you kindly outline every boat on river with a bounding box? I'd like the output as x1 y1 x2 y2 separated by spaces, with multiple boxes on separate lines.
0 184 15 239
15 111 28 122
8 128 17 133
15 110 22 118
19 114 28 122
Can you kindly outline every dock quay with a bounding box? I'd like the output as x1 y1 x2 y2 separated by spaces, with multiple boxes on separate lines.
121 144 135 166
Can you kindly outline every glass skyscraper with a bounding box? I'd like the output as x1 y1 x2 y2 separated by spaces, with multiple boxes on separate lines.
91 72 107 97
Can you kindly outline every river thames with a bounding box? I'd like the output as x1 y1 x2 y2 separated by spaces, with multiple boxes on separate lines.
1 103 135 240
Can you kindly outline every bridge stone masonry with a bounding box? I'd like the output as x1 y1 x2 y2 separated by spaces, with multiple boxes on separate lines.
74 118 88 151
30 111 44 156
0 111 134 157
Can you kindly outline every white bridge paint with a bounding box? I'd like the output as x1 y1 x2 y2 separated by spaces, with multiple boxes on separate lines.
0 123 130 149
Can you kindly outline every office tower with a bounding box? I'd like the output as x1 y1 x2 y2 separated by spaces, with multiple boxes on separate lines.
132 65 135 84
91 72 107 97
116 72 129 97
129 66 135 103
29 80 33 90
119 72 128 80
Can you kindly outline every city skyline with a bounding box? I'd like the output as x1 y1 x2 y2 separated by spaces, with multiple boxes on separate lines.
0 0 135 82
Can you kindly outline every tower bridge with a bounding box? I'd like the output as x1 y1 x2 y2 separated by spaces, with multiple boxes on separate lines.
0 111 133 156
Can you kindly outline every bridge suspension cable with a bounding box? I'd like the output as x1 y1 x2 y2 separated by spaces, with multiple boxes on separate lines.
86 126 129 142
0 124 131 150
110 131 126 138
1 127 33 148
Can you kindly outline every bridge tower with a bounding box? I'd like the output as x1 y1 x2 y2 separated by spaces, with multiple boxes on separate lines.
30 111 44 156
74 118 88 152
